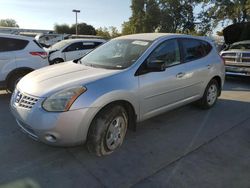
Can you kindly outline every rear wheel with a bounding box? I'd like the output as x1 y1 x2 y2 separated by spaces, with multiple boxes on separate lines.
198 79 219 109
87 105 128 156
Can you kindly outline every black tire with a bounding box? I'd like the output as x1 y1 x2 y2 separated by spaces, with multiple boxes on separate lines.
87 105 128 156
51 58 64 65
7 72 28 92
198 79 220 109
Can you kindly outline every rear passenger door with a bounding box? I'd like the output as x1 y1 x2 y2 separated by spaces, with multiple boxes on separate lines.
179 38 213 96
0 37 29 81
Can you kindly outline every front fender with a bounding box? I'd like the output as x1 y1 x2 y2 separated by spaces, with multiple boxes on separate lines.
71 89 139 119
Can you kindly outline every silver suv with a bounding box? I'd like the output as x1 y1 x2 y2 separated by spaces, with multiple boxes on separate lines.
10 33 225 156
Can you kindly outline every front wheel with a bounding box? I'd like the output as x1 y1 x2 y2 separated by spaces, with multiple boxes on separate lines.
198 79 219 109
51 58 64 65
87 105 128 156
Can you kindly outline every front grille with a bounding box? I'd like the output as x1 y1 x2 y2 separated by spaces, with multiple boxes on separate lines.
15 91 39 109
222 52 250 64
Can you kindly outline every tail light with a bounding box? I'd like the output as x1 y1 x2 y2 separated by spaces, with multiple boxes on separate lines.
30 52 48 59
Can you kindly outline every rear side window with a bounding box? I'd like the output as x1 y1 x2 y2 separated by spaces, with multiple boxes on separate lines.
64 42 83 52
181 39 212 62
82 42 103 50
33 40 44 49
0 37 29 52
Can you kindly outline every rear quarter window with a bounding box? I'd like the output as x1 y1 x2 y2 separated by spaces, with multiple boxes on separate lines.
0 37 29 52
33 40 44 49
181 38 212 62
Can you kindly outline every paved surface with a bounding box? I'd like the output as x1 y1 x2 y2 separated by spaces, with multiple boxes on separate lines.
0 77 250 188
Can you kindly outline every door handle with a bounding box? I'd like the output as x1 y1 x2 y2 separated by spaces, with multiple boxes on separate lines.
207 64 211 69
176 72 185 78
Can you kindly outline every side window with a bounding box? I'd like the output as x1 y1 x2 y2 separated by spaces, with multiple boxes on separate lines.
202 41 212 55
0 37 29 52
148 39 180 67
64 42 83 52
82 42 95 50
82 42 103 50
181 39 211 62
94 42 103 48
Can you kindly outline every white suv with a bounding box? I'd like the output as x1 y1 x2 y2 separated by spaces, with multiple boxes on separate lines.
0 34 49 91
47 39 106 64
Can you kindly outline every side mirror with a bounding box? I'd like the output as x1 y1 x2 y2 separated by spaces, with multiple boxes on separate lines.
147 59 166 72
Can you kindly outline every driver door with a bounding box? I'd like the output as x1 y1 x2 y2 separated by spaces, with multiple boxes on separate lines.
63 42 84 61
138 39 191 120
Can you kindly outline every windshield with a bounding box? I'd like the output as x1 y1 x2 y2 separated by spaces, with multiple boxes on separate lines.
229 43 250 50
50 40 70 50
80 39 152 69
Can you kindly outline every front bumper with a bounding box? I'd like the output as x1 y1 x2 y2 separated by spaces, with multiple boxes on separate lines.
225 65 250 76
10 90 98 146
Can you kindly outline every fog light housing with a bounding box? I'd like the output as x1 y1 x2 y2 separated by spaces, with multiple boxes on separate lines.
45 134 57 143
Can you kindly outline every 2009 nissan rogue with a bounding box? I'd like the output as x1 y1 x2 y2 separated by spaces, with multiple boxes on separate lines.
10 33 225 156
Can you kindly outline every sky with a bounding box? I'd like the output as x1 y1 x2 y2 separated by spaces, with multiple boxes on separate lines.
0 0 131 31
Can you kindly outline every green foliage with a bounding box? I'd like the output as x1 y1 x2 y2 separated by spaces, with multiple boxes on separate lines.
197 0 250 34
158 0 196 33
0 19 19 27
54 22 96 35
122 0 197 35
96 26 121 39
54 24 71 34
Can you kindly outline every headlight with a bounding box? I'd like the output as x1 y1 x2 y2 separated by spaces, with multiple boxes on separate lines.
42 87 86 112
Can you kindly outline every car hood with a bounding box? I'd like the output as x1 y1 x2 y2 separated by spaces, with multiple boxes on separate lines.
223 22 250 44
17 62 120 97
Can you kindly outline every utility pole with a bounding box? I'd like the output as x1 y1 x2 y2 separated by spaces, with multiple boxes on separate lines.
72 9 80 35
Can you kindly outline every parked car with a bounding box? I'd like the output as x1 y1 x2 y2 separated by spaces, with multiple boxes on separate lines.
0 34 49 92
220 22 250 76
35 33 70 48
10 33 225 156
47 38 106 64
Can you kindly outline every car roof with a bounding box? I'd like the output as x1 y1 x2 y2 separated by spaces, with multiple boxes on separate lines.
116 33 188 41
0 33 34 41
63 38 106 43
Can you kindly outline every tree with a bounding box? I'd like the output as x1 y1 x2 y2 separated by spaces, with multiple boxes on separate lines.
122 21 134 35
54 24 71 34
54 23 96 35
71 23 96 35
158 0 196 33
122 0 197 34
0 19 19 27
109 26 121 38
144 0 161 32
197 0 250 34
96 26 121 39
96 27 111 39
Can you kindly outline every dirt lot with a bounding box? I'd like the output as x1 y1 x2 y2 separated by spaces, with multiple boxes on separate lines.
0 77 250 188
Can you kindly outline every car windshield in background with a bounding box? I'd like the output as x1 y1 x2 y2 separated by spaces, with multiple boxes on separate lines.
80 39 152 69
229 43 250 50
50 40 70 50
